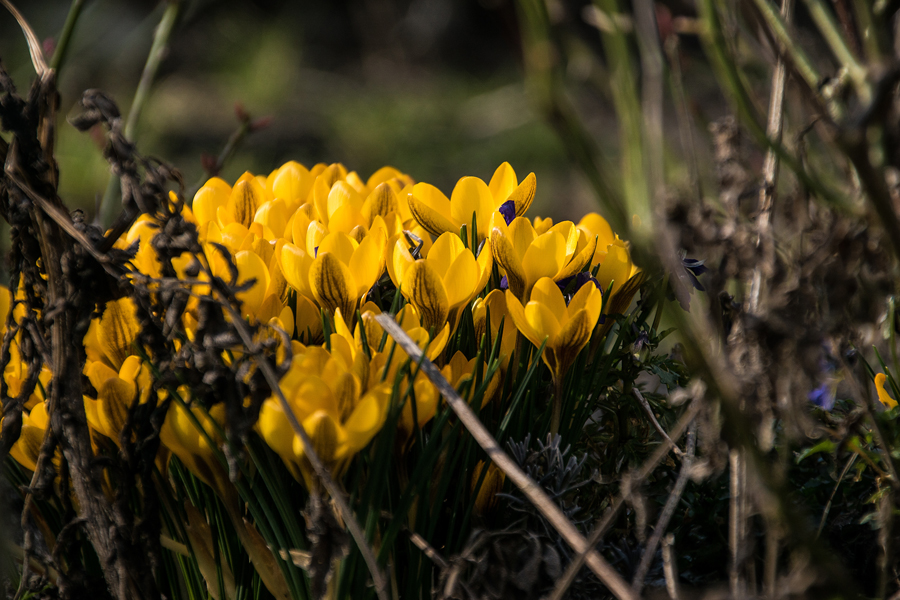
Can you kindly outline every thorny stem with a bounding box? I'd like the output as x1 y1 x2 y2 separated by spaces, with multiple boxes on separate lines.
376 314 639 600
100 0 181 227
49 0 88 72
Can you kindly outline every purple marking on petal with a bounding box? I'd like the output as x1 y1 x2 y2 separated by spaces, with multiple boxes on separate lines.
314 246 319 257
499 200 516 226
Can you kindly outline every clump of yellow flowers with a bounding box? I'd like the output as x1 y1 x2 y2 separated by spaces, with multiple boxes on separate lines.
2 160 642 489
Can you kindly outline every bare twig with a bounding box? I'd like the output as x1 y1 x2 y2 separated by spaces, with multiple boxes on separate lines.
632 422 697 593
547 403 699 600
375 313 638 600
633 387 684 455
816 454 858 538
661 534 680 600
0 0 49 77
750 0 793 315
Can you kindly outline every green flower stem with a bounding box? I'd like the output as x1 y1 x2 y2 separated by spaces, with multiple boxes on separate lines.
49 0 87 72
514 0 628 235
550 375 564 436
99 0 181 227
802 0 871 104
594 0 652 241
749 0 820 93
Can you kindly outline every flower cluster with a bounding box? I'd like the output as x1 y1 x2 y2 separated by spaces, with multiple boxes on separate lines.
2 161 643 491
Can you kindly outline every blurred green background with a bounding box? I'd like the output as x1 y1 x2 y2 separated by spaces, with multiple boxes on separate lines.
0 0 619 223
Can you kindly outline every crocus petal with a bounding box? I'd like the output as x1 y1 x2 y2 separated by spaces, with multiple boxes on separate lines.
522 231 566 294
596 243 632 295
98 377 138 442
403 261 449 333
270 161 312 207
566 279 603 326
343 386 390 453
509 172 537 216
294 410 345 464
504 290 545 349
530 278 567 320
555 233 599 282
507 217 537 260
427 232 466 279
450 176 494 241
349 228 387 297
388 237 416 290
551 308 592 375
443 251 479 310
524 300 561 342
409 183 456 237
361 183 399 225
192 181 230 228
491 227 527 300
310 252 357 318
488 162 518 204
875 374 898 409
227 177 266 228
281 243 314 300
235 250 270 317
318 232 357 265
98 297 141 369
579 213 615 249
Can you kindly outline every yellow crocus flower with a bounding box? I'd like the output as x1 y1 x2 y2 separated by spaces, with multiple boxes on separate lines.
442 350 500 408
282 228 387 320
266 160 314 213
491 217 597 302
256 347 391 487
390 231 492 332
83 356 152 443
505 277 603 432
407 163 536 241
8 400 49 471
472 289 518 371
160 396 228 492
875 373 898 409
472 460 505 516
85 297 141 371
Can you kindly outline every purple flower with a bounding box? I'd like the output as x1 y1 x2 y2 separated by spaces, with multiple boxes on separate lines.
682 257 708 292
499 275 509 290
808 382 836 411
499 200 516 226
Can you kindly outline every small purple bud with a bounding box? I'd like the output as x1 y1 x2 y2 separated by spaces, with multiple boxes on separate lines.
499 200 516 226
500 275 509 290
314 246 319 257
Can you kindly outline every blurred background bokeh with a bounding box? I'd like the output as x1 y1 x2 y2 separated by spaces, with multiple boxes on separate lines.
0 0 627 223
